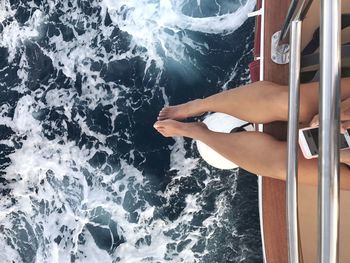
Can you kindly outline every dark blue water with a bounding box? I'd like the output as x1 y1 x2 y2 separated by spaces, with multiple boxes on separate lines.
0 0 262 262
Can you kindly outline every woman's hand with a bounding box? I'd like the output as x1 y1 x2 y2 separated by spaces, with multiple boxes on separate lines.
309 113 320 128
309 97 350 133
340 148 350 163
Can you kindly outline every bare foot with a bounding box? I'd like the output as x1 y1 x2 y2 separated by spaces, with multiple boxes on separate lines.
153 120 208 139
157 99 204 121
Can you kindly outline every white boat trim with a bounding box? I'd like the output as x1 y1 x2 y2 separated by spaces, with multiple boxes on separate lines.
260 0 265 82
258 175 267 263
257 0 267 261
247 1 267 261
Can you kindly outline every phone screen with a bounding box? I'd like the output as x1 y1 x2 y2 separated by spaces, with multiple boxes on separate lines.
302 128 350 156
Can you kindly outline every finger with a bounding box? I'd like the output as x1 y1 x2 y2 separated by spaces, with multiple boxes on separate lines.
341 124 346 134
341 120 350 130
310 114 319 127
340 97 350 121
341 97 350 109
341 108 350 121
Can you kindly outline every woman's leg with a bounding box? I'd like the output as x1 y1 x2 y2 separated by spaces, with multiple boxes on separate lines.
158 78 350 124
154 120 293 179
153 120 350 189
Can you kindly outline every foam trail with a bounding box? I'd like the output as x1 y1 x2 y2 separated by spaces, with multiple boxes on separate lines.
171 1 255 34
102 0 255 67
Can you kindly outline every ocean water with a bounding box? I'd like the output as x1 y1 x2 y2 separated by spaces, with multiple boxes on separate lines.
0 0 262 262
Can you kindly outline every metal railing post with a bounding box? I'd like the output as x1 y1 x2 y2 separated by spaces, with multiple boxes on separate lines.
271 0 313 65
278 0 299 42
287 19 302 263
318 0 341 262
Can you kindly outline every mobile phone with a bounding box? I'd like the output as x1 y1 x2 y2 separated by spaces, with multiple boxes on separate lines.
298 127 350 159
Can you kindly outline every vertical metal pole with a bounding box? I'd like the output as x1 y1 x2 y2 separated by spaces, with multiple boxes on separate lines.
287 20 302 263
318 0 341 262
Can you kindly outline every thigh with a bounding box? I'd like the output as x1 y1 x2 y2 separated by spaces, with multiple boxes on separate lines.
299 77 350 123
294 149 350 190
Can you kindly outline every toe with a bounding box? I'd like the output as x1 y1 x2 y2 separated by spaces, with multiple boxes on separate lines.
153 121 164 129
159 109 169 115
157 116 168 121
157 129 168 137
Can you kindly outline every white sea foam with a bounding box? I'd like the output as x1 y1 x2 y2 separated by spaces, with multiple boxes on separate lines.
0 0 15 23
0 6 43 62
101 0 255 68
170 137 200 180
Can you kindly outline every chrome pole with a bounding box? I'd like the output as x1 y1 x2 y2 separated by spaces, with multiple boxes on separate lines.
278 0 299 42
318 0 341 262
287 20 302 263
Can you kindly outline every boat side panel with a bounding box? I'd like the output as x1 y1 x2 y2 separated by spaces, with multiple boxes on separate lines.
261 0 291 262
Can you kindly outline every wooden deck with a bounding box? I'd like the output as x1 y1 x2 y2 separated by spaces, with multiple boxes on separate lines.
261 1 350 262
261 0 290 262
